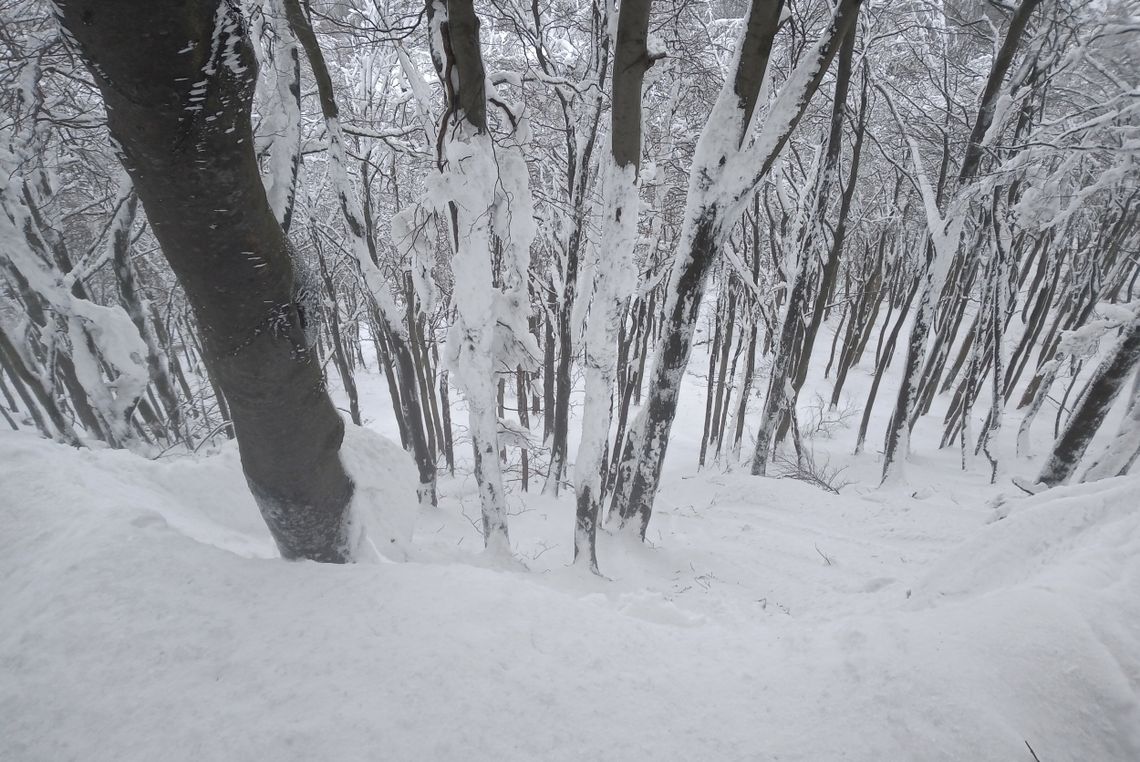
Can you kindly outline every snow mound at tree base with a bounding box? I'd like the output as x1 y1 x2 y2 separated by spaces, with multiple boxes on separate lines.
1 430 1138 761
341 423 420 561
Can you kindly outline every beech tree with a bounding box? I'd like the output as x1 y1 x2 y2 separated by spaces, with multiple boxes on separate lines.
425 0 539 553
3 0 1134 567
55 0 358 562
610 0 863 539
1037 309 1140 487
572 0 654 571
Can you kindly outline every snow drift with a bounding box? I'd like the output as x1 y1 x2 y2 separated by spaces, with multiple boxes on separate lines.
1 430 1137 760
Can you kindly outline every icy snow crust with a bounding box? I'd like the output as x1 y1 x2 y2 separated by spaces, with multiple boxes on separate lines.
2 427 1138 761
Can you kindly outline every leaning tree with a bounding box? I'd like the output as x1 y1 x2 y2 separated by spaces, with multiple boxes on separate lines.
55 0 359 562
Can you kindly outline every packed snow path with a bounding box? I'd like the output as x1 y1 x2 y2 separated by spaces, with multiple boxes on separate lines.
2 429 1138 761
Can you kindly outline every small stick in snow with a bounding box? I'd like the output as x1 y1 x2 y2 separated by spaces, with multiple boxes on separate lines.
814 544 834 566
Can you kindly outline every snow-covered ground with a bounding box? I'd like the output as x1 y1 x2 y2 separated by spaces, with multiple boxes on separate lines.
3 348 1139 760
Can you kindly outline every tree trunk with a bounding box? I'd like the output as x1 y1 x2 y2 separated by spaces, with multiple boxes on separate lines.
776 21 863 445
1037 313 1140 487
58 0 357 561
426 0 536 552
1081 368 1140 481
880 0 1043 482
286 0 437 507
573 0 651 570
611 0 862 537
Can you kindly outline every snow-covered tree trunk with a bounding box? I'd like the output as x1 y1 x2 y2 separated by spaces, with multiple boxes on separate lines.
1 159 151 449
779 32 865 443
751 139 830 476
537 1 610 497
1082 367 1140 482
611 0 862 538
572 0 652 571
252 0 302 233
751 248 811 475
876 123 959 483
0 323 81 446
1037 309 1140 487
975 201 1012 481
57 0 358 562
879 0 1042 483
426 0 538 554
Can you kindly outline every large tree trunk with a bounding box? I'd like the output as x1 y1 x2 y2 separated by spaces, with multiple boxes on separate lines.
58 0 357 562
572 0 652 571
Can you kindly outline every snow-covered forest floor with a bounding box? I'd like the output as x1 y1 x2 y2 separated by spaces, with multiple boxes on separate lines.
4 351 1139 761
3 0 1138 758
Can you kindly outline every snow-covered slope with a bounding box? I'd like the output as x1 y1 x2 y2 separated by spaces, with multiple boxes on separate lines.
1 429 1137 761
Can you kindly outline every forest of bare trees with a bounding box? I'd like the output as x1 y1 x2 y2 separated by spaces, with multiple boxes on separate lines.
2 0 1138 568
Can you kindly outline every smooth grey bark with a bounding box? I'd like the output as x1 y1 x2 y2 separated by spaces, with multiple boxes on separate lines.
57 0 357 562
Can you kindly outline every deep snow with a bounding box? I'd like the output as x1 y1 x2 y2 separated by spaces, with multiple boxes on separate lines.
2 404 1138 760
4 293 1140 760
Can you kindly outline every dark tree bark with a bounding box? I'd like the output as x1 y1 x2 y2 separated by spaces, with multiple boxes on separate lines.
880 0 1042 482
773 20 864 447
699 291 725 467
958 0 1045 182
57 0 356 562
542 295 556 442
312 228 362 427
612 0 862 538
1037 314 1140 487
856 276 919 454
543 3 609 497
516 365 530 491
731 199 763 454
1081 369 1140 481
708 287 737 460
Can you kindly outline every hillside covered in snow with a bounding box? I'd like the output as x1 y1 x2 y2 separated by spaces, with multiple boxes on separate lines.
4 0 1140 758
3 418 1138 760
